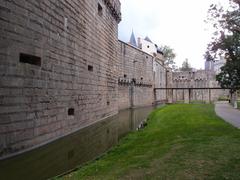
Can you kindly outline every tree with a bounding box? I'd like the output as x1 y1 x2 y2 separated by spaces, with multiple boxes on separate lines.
216 59 240 93
180 58 192 71
160 45 176 68
206 0 240 102
204 51 214 62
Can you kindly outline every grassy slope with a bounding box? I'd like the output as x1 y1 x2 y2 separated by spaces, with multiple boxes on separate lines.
58 104 240 180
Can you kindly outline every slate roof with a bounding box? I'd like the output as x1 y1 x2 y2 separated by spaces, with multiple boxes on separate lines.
129 31 137 47
144 36 152 43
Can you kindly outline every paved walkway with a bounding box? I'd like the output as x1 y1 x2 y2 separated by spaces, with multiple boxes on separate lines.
215 101 240 128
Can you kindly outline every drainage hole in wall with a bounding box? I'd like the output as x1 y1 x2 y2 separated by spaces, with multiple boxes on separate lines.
88 65 93 72
19 53 41 66
68 108 75 116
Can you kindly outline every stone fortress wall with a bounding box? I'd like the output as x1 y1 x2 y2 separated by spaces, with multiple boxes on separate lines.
0 0 224 159
0 0 122 158
118 41 167 110
171 70 226 103
0 0 167 158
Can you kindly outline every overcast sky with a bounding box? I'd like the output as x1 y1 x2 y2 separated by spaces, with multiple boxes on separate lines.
118 0 229 69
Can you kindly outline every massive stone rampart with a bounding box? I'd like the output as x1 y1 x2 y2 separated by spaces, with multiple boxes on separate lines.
0 0 225 159
0 0 167 159
0 0 121 158
117 40 167 109
118 41 154 109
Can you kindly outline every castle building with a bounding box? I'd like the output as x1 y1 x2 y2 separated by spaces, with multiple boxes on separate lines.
214 56 226 74
0 0 167 158
171 69 226 103
205 55 226 74
0 0 225 159
138 36 157 56
205 59 214 71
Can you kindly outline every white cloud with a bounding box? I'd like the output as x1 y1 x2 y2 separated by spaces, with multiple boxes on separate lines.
118 0 230 69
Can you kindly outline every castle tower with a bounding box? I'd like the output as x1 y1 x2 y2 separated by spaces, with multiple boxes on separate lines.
205 60 214 71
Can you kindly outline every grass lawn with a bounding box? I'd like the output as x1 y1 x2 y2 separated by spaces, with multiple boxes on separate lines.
57 104 240 180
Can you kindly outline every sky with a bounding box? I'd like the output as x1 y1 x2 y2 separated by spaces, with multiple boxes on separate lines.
118 0 230 69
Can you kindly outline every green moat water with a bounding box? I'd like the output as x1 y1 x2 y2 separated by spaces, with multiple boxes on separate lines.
0 106 157 180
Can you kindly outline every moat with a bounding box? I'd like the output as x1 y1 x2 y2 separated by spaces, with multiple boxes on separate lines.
0 106 158 180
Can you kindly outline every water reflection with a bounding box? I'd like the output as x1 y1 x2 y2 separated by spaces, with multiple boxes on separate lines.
0 105 158 180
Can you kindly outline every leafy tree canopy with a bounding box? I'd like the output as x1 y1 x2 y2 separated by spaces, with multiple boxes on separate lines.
180 58 192 71
160 45 176 67
206 0 240 92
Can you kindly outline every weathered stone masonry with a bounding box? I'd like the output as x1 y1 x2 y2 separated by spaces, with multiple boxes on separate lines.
0 0 168 158
118 41 153 109
118 40 167 109
0 0 122 157
1 0 224 159
171 70 226 103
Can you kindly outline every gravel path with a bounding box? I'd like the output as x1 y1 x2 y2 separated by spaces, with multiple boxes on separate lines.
215 101 240 128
